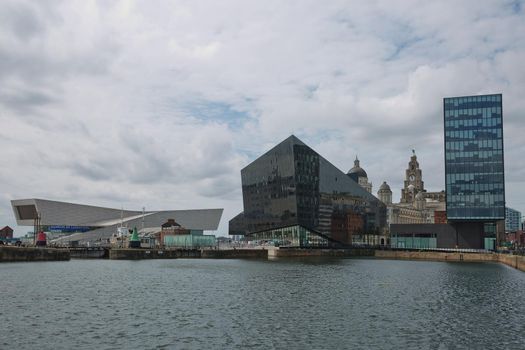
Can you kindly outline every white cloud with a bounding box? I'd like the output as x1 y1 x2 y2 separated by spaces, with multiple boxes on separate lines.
1 0 524 235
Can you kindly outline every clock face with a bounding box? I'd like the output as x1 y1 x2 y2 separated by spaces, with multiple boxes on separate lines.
409 175 415 181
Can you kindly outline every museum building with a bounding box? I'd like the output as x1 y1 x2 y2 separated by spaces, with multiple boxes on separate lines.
11 198 223 246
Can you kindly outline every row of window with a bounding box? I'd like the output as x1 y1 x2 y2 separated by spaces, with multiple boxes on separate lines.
242 173 294 185
445 116 501 128
445 139 503 151
444 107 501 118
445 129 502 140
447 193 504 206
447 208 505 220
447 167 503 175
448 182 503 190
446 172 504 183
391 236 437 249
447 178 504 191
448 187 504 196
444 94 501 107
445 152 503 162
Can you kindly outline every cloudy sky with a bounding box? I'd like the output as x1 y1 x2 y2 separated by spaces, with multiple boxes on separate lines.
1 0 524 236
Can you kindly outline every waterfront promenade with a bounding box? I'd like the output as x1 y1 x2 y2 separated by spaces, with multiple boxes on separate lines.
0 246 70 262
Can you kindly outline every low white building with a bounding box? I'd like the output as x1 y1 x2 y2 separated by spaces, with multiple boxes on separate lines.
11 198 223 246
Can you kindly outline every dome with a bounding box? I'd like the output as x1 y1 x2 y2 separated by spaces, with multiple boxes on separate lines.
415 191 425 201
379 181 391 191
347 166 367 178
347 156 367 179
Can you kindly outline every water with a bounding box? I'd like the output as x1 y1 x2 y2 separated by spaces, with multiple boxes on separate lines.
1 258 524 350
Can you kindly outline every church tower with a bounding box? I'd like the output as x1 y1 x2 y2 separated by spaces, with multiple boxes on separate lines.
400 150 425 203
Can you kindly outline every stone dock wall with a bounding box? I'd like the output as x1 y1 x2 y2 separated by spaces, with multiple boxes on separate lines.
109 248 268 260
69 247 109 259
3 245 522 272
201 249 268 259
0 246 70 262
109 248 201 260
374 250 525 272
269 248 375 258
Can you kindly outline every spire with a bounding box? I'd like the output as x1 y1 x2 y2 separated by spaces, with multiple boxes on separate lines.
410 149 417 161
354 155 360 167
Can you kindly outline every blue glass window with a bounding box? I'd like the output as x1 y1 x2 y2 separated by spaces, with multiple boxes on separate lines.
444 94 504 220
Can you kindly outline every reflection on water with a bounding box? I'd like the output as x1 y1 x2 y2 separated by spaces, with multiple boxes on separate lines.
1 258 524 350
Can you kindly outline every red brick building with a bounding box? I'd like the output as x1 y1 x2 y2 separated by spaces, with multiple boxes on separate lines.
434 210 447 224
330 210 364 245
505 230 525 248
158 219 190 247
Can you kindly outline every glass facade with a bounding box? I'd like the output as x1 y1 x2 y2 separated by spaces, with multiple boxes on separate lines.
229 135 386 247
444 94 505 220
505 207 522 232
164 234 216 248
249 225 330 247
391 233 437 249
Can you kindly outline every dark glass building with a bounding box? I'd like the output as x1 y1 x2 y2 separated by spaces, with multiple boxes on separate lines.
229 135 386 247
444 94 505 249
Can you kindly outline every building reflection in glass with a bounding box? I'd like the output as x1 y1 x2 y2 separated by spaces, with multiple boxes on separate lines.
229 136 386 247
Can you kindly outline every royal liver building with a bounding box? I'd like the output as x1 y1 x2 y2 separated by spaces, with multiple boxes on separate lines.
349 151 446 231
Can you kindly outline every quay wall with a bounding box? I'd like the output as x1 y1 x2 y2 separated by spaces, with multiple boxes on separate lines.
269 248 375 258
201 249 268 259
109 248 200 260
374 250 525 272
70 247 109 259
0 246 70 262
496 253 525 272
5 245 521 272
109 248 268 260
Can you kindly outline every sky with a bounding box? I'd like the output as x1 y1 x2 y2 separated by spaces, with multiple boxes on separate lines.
1 0 524 237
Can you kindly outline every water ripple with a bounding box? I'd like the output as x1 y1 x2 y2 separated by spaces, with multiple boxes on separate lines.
1 259 524 349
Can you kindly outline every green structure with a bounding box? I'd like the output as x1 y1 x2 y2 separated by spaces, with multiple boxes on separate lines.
391 233 437 249
163 234 216 248
129 227 141 248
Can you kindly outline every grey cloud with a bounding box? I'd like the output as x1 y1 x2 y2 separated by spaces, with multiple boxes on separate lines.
0 1 45 41
0 1 119 85
70 160 111 182
195 176 242 200
0 87 56 113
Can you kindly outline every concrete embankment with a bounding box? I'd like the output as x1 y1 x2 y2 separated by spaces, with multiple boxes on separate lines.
374 250 525 272
109 248 201 260
493 253 525 271
269 248 375 258
70 247 109 259
0 246 70 262
109 248 268 260
202 249 268 259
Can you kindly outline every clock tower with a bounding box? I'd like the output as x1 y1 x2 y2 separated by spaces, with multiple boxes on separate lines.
400 150 425 203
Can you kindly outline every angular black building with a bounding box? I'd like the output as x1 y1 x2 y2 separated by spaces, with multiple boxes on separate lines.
229 135 386 247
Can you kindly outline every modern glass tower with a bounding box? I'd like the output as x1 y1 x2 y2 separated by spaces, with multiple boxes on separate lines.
229 135 386 247
505 207 521 232
444 94 505 248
